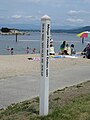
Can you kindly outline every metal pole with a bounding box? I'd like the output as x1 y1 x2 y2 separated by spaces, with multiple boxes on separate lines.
16 33 18 42
40 15 51 116
82 38 84 44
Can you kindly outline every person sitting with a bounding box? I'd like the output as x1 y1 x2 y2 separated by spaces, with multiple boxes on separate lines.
59 41 66 55
50 38 53 46
82 43 90 59
70 44 76 55
49 38 55 56
49 44 55 56
64 44 71 55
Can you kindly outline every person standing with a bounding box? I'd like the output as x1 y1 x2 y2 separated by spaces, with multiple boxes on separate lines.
10 48 13 55
33 48 36 54
26 47 29 54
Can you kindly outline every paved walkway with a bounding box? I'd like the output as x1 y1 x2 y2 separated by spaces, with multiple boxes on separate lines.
0 65 90 108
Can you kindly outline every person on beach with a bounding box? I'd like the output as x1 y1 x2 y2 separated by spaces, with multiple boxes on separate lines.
82 43 90 59
26 47 29 54
10 48 14 55
32 48 36 54
7 46 13 55
49 38 55 56
64 44 71 55
59 41 66 55
50 38 53 46
49 44 55 56
7 46 11 53
70 44 76 55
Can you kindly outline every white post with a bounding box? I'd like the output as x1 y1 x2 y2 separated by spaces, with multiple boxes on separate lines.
40 15 51 116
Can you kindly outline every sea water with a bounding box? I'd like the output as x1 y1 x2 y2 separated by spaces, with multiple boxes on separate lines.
0 32 89 55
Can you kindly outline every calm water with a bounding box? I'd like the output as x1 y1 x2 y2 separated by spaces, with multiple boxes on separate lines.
0 32 89 55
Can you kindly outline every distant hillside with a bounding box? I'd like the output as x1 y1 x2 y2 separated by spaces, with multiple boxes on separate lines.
51 26 90 33
1 25 90 34
20 26 90 34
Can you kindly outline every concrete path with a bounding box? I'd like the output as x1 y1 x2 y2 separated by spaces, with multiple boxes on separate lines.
0 65 90 108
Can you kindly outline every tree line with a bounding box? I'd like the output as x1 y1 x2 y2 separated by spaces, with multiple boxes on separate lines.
0 27 10 33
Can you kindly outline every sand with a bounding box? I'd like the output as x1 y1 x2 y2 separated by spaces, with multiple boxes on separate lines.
0 54 90 80
0 54 90 109
0 54 40 79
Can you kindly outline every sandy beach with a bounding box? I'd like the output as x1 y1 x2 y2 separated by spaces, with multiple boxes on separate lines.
0 54 90 108
0 54 90 80
0 54 40 80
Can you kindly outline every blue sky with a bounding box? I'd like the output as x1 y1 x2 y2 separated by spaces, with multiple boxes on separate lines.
0 0 90 28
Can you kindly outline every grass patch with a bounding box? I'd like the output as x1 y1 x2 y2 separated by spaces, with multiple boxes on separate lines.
0 94 90 120
0 81 90 120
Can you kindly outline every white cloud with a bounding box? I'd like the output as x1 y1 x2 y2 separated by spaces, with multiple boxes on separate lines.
67 18 84 23
68 10 90 15
68 10 79 14
12 15 22 19
11 14 39 22
11 14 34 19
24 16 33 18
1 0 90 27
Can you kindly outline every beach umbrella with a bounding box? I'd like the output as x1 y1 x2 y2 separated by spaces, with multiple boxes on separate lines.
77 31 90 43
77 31 90 38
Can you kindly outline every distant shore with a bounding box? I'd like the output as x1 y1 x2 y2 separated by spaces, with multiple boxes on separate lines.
0 32 30 35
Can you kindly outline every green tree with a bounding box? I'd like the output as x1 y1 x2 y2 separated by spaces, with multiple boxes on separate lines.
1 27 10 33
